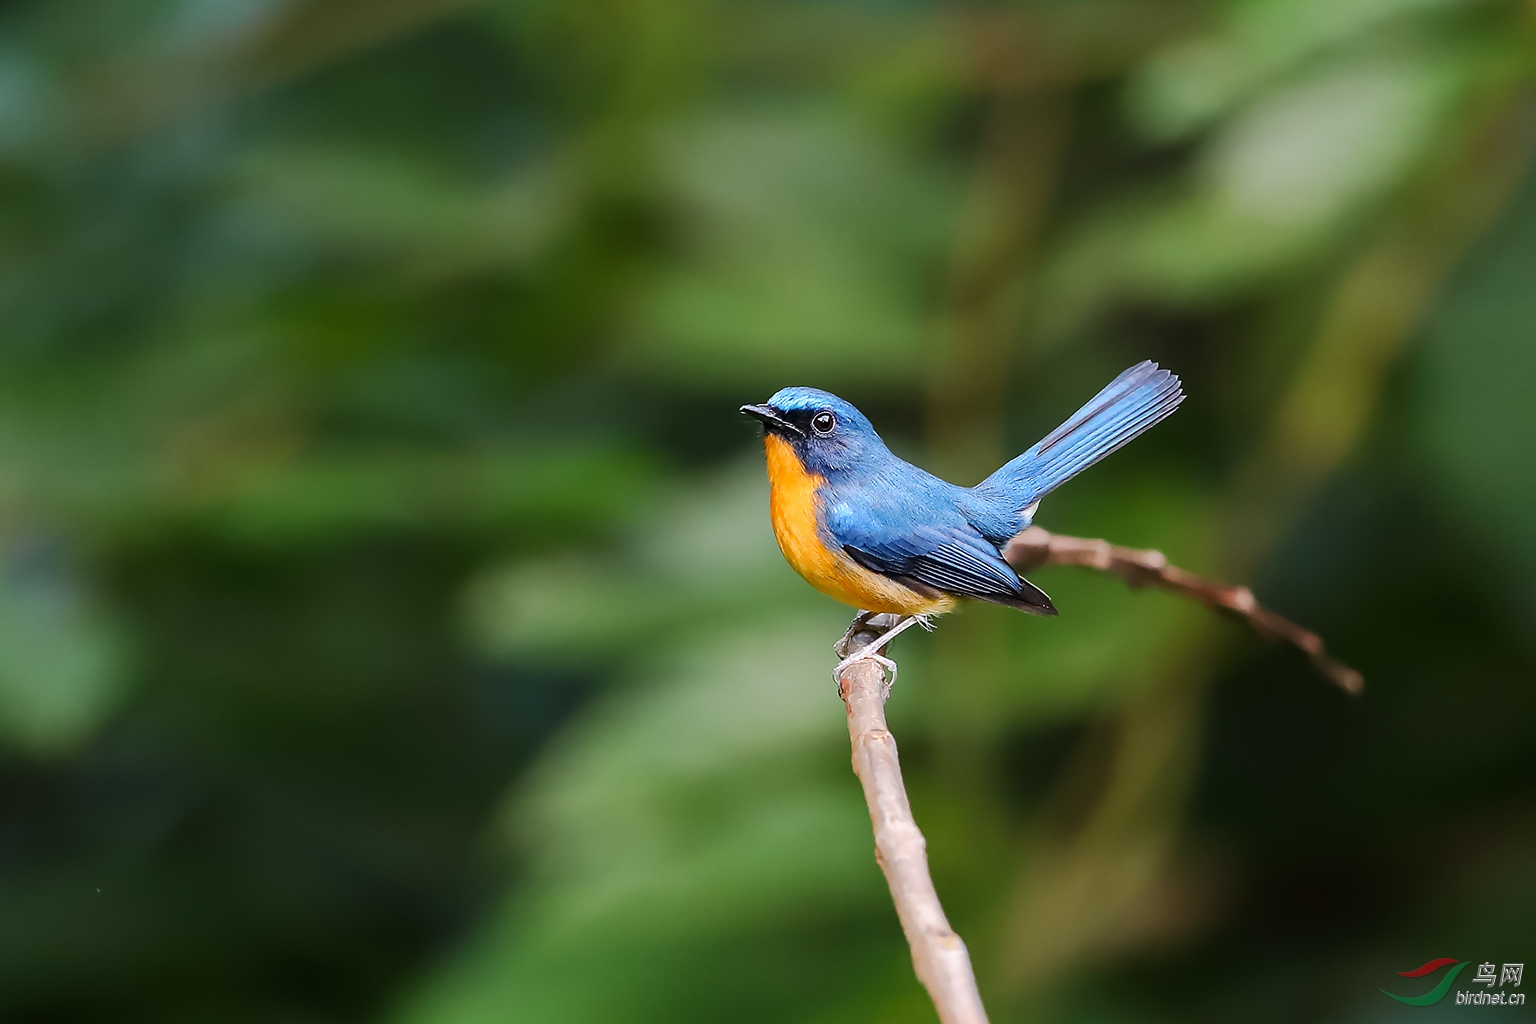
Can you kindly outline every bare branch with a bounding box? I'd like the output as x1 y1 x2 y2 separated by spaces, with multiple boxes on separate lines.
1003 526 1363 695
837 615 990 1024
831 530 1358 1020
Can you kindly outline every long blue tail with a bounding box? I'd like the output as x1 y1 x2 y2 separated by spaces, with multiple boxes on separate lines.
968 361 1183 538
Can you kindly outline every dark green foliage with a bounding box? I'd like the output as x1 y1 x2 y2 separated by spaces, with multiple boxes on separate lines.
0 0 1533 1021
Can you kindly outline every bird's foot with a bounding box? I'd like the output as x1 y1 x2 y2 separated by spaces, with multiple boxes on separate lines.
833 613 926 695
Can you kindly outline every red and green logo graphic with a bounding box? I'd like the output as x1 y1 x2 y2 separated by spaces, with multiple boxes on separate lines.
1382 958 1469 1006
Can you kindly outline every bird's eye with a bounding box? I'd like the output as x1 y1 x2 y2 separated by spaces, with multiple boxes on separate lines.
811 411 836 435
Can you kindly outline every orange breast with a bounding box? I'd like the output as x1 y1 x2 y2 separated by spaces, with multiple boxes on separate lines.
763 434 954 617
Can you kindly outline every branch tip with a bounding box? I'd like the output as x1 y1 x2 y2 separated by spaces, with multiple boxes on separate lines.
1003 526 1363 695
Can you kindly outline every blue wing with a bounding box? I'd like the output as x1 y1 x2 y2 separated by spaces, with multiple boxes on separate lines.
834 518 1057 616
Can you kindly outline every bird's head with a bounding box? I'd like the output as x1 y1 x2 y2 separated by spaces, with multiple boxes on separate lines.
740 387 883 476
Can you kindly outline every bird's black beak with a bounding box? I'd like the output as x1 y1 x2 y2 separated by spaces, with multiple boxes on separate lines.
739 404 804 437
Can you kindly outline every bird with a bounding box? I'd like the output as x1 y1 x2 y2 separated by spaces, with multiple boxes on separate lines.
740 360 1184 683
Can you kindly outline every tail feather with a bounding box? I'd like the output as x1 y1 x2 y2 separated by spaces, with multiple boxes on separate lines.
969 361 1183 538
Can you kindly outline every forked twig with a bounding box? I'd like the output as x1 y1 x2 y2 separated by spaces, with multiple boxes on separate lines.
837 615 989 1024
1003 526 1363 695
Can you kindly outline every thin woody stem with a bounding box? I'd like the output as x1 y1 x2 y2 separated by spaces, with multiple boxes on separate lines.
837 615 990 1024
1002 526 1364 695
831 532 1359 1023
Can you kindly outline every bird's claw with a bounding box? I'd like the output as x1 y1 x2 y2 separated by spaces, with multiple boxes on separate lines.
833 610 877 657
832 613 926 695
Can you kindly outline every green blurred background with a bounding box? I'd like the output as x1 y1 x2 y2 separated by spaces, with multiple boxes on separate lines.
0 0 1534 1020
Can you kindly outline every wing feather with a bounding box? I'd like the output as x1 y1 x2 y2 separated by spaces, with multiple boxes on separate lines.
843 523 1056 616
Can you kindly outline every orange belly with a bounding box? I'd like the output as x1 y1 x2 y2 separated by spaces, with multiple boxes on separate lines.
763 434 955 616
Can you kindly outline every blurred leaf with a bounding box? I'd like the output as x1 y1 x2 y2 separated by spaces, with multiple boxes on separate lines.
462 459 810 665
1128 0 1471 138
1203 54 1458 229
624 107 951 386
0 536 127 752
1044 46 1470 325
238 145 571 279
1416 165 1536 603
189 446 657 543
